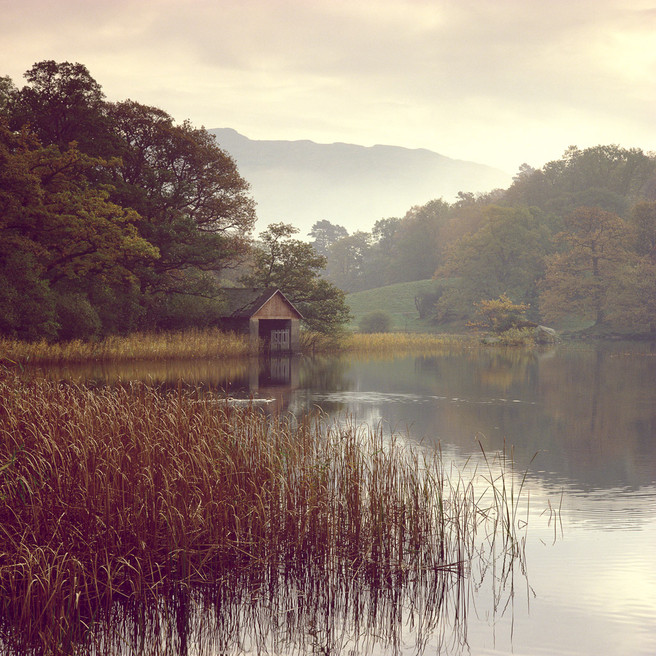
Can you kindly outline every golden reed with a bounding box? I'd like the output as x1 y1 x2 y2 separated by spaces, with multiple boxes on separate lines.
0 368 523 654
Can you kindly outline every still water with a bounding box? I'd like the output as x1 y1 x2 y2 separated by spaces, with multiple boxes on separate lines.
38 341 656 655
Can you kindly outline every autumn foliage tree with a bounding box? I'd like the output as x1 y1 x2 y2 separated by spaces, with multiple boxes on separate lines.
540 206 632 327
470 294 530 334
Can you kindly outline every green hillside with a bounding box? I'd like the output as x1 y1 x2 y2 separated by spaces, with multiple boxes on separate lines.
346 280 452 332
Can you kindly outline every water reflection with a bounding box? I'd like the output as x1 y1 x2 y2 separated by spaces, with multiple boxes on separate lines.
290 344 656 493
29 342 656 492
1 519 526 656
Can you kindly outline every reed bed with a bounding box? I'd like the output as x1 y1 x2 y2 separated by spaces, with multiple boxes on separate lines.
309 331 476 355
1 329 476 366
0 369 525 655
0 329 253 365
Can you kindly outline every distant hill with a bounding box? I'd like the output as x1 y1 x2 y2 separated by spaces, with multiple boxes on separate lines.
209 128 511 237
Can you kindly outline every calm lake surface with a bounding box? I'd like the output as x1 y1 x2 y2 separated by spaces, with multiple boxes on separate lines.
36 341 656 655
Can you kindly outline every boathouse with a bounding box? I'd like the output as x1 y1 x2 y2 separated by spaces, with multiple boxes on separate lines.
219 288 303 352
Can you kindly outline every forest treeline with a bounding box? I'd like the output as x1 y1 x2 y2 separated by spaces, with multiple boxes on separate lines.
0 61 349 340
3 61 656 341
312 145 656 332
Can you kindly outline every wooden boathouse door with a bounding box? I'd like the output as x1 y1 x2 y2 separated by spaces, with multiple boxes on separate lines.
270 328 290 352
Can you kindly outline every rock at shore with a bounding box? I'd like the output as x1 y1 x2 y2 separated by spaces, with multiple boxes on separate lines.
534 325 559 344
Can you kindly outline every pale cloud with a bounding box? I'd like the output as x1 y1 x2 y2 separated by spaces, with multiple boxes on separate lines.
3 0 656 172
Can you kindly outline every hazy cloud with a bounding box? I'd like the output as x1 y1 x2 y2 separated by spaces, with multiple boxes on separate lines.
3 0 656 171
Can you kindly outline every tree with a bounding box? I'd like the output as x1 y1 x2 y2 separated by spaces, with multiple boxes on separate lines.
540 206 632 326
6 62 258 331
308 220 348 256
435 206 551 323
470 294 530 333
0 76 17 118
107 101 256 298
388 199 450 283
241 223 351 334
326 231 371 291
504 145 656 217
629 201 656 261
366 217 401 287
11 60 111 156
604 201 656 332
606 259 656 332
0 121 158 339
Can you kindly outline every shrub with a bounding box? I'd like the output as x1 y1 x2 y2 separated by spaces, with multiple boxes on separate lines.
359 310 392 333
470 294 531 334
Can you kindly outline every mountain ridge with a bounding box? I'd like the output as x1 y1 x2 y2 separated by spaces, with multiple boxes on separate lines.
209 128 512 236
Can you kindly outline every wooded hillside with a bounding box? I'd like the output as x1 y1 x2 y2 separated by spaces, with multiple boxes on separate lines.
317 146 656 333
0 61 348 339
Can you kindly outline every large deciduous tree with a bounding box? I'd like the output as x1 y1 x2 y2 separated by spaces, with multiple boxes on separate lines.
540 206 632 327
308 220 348 257
0 121 158 339
6 61 258 331
435 206 551 323
10 60 112 156
106 101 256 299
504 145 656 217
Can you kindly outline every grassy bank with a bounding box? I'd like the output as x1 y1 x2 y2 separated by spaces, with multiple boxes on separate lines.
338 331 475 353
346 279 452 332
0 370 526 654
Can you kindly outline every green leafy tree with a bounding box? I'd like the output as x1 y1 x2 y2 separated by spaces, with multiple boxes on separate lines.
366 217 402 287
0 76 17 118
505 145 656 217
0 121 158 339
6 62 257 332
629 201 656 261
11 60 112 156
604 201 656 332
241 223 351 334
435 206 551 323
326 231 371 291
106 101 256 312
606 259 656 332
308 220 348 256
389 199 450 283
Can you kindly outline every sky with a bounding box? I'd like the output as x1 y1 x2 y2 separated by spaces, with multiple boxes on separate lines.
3 0 656 174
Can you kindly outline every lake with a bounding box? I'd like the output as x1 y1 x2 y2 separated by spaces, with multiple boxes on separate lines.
30 341 656 655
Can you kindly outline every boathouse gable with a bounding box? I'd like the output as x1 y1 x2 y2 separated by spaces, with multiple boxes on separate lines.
219 288 302 353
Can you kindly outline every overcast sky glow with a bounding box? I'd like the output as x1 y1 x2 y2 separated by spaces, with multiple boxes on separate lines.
3 0 656 174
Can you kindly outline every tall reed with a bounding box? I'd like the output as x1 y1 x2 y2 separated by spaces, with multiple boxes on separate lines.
0 368 526 655
302 330 475 354
0 328 253 365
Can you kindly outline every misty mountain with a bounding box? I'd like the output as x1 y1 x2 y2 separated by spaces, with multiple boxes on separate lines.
210 128 512 237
